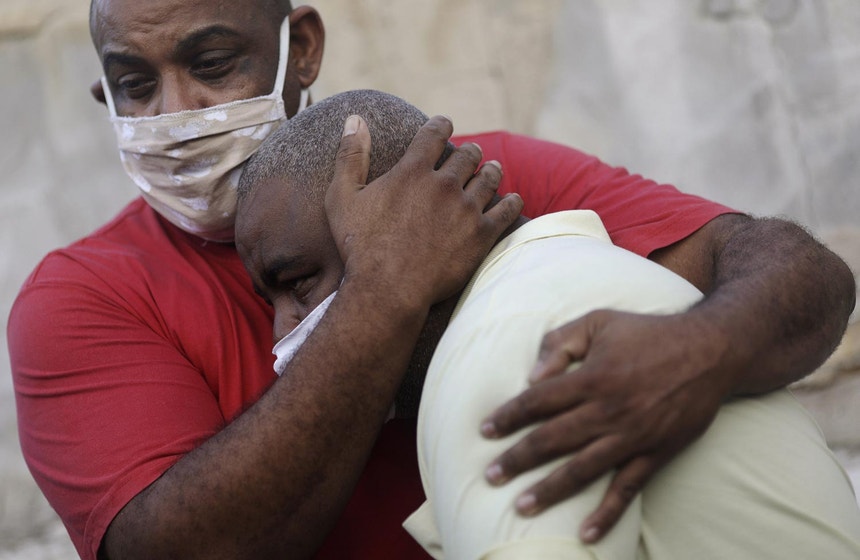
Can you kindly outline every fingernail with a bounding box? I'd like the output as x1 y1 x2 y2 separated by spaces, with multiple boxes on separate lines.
343 115 359 137
515 493 538 515
484 159 501 171
485 463 505 484
528 363 545 383
480 420 498 438
472 142 483 156
581 525 600 543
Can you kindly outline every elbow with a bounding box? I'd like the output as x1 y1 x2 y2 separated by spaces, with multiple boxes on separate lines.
805 228 856 360
828 247 856 333
837 259 855 320
812 225 857 330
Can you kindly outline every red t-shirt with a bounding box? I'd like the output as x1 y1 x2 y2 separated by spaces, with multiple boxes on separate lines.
8 131 734 559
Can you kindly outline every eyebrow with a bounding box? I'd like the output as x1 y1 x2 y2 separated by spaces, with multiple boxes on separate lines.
102 51 145 72
101 25 244 74
102 24 247 77
174 25 243 56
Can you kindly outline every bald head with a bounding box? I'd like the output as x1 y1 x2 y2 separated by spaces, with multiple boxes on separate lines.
90 0 293 41
239 89 431 207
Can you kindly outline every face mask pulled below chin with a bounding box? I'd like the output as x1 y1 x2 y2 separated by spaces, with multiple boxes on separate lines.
272 291 337 376
101 17 308 242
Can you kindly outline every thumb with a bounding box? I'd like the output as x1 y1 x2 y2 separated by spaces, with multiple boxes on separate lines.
529 318 590 384
329 115 371 202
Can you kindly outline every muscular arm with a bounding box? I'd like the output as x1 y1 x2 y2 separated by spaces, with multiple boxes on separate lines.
651 212 855 394
101 116 522 559
103 282 427 559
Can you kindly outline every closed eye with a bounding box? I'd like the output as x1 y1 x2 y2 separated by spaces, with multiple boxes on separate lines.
278 274 316 304
191 50 237 80
261 256 319 306
116 73 157 99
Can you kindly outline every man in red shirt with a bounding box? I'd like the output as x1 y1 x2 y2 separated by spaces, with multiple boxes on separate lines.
8 0 856 558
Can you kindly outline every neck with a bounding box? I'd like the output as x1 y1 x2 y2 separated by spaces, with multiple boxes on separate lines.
394 213 529 417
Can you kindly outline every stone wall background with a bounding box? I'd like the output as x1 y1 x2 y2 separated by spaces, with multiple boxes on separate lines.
1 0 858 556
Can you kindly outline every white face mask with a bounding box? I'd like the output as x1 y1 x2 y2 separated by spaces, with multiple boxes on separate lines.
102 17 308 242
272 291 337 376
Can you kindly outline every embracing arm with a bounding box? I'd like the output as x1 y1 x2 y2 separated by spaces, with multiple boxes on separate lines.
480 211 854 543
652 212 855 394
102 280 428 560
101 116 522 560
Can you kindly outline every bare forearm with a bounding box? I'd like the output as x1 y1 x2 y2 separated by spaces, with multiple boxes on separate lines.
681 215 855 395
103 283 427 560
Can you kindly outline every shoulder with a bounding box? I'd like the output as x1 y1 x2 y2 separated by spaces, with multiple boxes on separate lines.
10 199 207 330
450 130 596 164
449 130 604 191
20 197 236 289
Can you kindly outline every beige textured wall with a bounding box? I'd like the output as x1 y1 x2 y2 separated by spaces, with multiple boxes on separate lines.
311 0 562 135
1 0 858 556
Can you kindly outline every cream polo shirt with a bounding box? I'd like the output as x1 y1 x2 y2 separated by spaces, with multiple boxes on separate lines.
404 210 860 559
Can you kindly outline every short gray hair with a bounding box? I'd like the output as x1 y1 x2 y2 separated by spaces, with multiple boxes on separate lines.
239 89 429 204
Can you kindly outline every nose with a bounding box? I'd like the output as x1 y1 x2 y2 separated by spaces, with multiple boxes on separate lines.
155 74 210 115
272 304 305 346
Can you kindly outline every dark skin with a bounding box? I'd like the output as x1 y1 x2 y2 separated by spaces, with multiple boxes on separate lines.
89 0 856 555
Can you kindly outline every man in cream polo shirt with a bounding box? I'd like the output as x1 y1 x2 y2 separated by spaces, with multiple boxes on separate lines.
235 90 860 559
404 207 860 559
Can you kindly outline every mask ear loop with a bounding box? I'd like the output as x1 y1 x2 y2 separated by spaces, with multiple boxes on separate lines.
272 16 291 96
101 76 120 118
297 88 310 113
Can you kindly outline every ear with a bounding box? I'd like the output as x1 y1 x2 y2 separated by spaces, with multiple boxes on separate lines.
288 5 325 88
90 79 107 105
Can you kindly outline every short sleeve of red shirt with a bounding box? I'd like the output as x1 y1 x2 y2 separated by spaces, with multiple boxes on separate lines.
451 131 737 256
